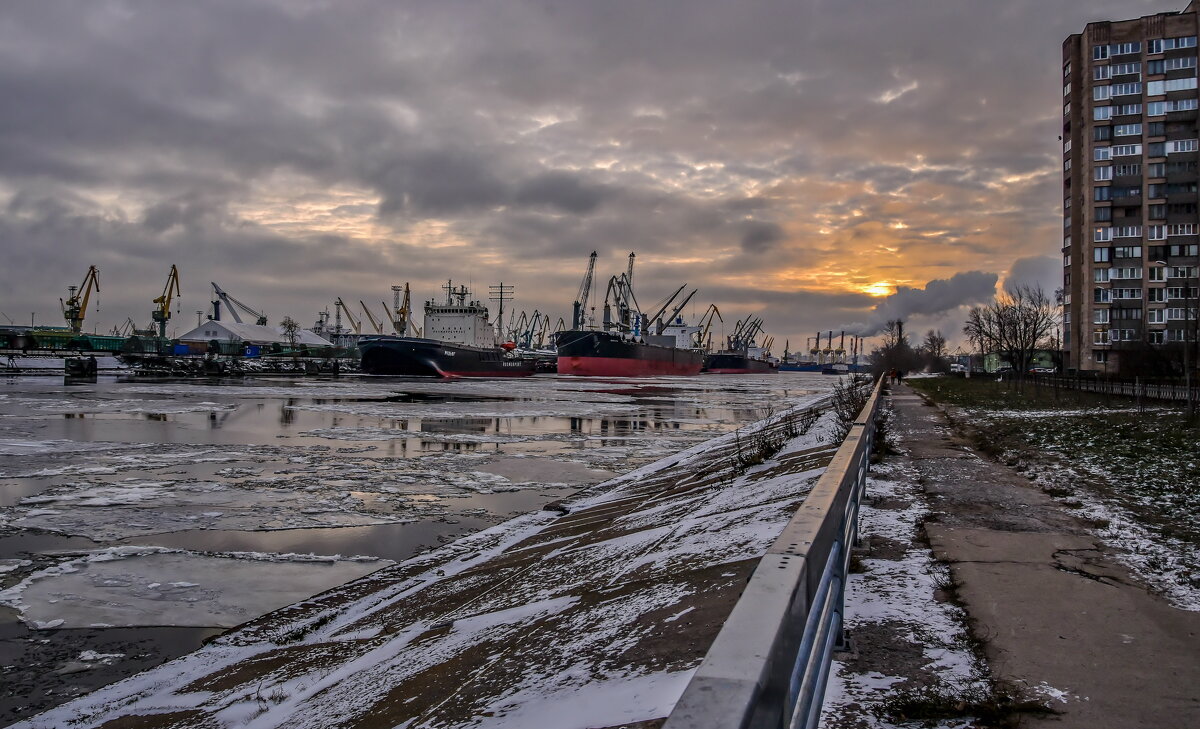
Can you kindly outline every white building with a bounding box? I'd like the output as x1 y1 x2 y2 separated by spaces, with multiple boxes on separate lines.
178 320 333 348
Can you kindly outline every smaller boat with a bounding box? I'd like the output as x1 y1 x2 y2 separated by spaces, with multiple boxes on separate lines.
703 316 778 374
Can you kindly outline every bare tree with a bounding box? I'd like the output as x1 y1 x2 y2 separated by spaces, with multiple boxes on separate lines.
869 319 922 375
962 285 1058 377
919 329 949 372
280 316 300 350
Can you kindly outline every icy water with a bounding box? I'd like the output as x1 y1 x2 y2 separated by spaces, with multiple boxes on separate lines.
0 371 830 725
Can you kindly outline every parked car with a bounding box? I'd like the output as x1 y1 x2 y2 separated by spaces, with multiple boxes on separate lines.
949 363 967 373
1029 366 1056 374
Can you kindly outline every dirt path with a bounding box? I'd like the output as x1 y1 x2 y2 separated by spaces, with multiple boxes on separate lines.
892 383 1200 728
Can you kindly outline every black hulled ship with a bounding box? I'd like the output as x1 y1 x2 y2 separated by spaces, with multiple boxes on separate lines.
359 282 536 378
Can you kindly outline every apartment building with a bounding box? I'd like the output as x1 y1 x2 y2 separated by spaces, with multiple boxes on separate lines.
1063 1 1200 372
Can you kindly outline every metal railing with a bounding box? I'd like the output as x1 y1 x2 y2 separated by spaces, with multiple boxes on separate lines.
664 377 883 729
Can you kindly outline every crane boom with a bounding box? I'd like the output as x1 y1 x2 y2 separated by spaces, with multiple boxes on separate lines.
659 288 698 334
211 282 268 326
335 298 362 334
572 251 598 329
151 265 181 338
61 265 100 335
359 301 385 334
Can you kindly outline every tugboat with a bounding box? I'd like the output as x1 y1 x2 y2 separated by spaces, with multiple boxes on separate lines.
703 316 778 374
359 281 537 377
556 252 705 377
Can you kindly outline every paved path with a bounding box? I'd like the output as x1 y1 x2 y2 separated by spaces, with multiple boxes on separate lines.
890 383 1200 728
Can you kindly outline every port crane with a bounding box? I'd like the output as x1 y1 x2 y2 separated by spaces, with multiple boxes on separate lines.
61 265 100 335
696 304 723 348
209 282 268 325
649 285 698 335
571 251 598 329
390 284 419 336
151 265 181 338
359 300 386 334
335 298 362 335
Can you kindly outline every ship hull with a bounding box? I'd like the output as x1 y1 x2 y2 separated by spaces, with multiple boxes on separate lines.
556 330 704 377
359 336 537 378
703 352 778 374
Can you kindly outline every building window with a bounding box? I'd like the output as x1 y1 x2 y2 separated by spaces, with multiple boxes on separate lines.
1110 42 1141 56
1114 123 1142 137
1094 64 1111 80
1094 85 1111 101
1093 309 1110 324
1114 245 1142 258
1149 141 1166 157
1095 187 1111 201
1094 268 1111 283
1111 144 1142 156
1168 160 1199 174
1168 203 1198 215
1094 106 1112 121
1149 308 1166 322
1148 100 1165 116
1095 126 1113 142
1168 139 1199 153
1149 330 1165 344
1149 162 1166 177
1149 203 1167 219
1169 265 1198 278
1165 56 1198 71
1113 229 1142 241
1111 62 1142 76
1094 146 1111 161
1095 244 1112 260
1114 103 1142 115
1150 267 1166 282
1095 287 1113 303
1113 163 1141 176
1111 185 1141 199
1093 330 1111 345
1095 227 1113 243
1149 287 1168 302
1168 223 1199 236
1113 288 1143 299
1167 181 1199 194
1166 98 1199 112
1095 166 1113 181
1147 77 1198 95
1111 82 1142 96
1169 244 1200 256
1111 266 1143 279
1148 121 1166 137
1095 350 1109 362
1148 59 1165 75
1150 183 1166 198
1096 207 1113 222
1094 45 1110 60
1148 225 1167 240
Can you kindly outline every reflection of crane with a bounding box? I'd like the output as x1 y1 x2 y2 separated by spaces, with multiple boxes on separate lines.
61 265 100 334
335 297 362 334
571 251 597 329
359 300 385 334
210 282 267 325
151 265 181 338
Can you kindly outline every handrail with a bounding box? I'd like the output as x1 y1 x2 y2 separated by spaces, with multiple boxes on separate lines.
664 376 883 729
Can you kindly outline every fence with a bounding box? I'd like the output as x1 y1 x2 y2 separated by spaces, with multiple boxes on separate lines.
663 377 884 729
992 372 1199 406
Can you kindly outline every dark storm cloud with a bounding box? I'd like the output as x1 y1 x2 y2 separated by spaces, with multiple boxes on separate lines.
849 271 1001 336
0 0 1180 345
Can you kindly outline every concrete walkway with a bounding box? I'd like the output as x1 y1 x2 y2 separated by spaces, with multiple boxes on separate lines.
890 383 1200 728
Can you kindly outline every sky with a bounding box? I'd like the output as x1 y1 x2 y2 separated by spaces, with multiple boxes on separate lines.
0 0 1184 351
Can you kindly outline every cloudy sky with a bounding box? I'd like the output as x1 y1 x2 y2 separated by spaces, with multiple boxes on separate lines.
0 0 1181 350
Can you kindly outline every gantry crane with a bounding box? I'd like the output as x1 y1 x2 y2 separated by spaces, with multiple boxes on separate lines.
210 282 267 325
61 265 100 335
335 298 362 335
391 284 416 336
151 265 181 339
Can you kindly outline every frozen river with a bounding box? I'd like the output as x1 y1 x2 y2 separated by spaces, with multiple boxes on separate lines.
0 372 831 724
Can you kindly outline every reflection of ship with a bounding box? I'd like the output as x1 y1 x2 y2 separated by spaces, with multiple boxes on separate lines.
703 316 778 374
359 282 536 378
557 252 705 377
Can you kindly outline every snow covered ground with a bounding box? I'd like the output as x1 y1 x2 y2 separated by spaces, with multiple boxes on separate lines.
9 393 840 729
0 373 834 725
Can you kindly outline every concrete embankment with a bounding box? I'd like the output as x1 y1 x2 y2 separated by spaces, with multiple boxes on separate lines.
891 383 1200 728
17 402 838 729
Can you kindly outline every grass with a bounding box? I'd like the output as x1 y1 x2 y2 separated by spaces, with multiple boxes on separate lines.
908 374 1138 411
